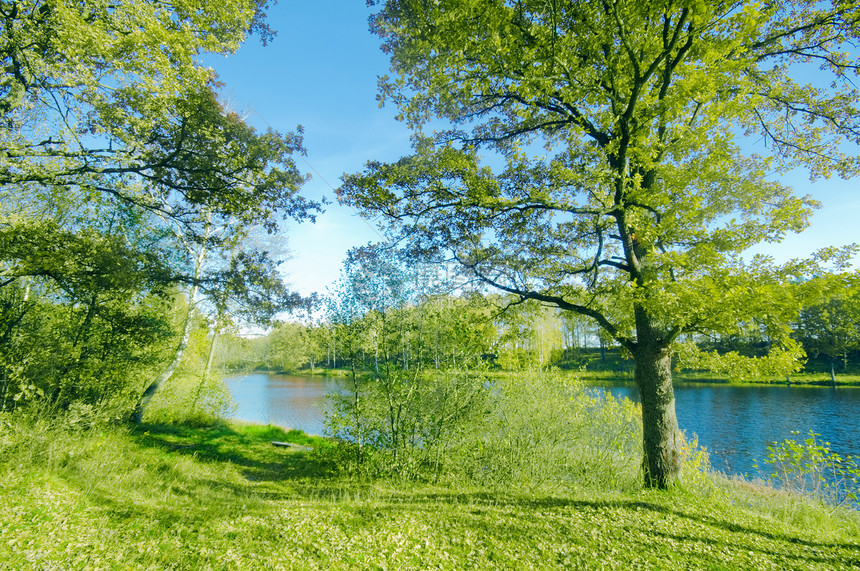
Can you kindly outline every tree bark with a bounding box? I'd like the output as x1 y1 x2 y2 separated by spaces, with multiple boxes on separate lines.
131 214 209 423
633 341 682 489
130 290 197 423
190 322 220 413
204 325 218 380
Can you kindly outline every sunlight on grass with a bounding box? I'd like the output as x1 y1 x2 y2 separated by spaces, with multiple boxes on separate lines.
1 416 858 569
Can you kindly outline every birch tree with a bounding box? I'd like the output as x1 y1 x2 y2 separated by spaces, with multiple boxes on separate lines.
1 0 319 418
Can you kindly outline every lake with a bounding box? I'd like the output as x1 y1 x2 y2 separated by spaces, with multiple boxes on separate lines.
598 381 860 476
224 373 860 479
224 373 346 437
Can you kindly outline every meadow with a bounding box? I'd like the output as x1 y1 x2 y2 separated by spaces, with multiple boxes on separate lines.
1 412 858 570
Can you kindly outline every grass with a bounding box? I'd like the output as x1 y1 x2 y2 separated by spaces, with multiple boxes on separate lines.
1 419 859 570
554 347 860 386
780 372 860 386
574 369 860 387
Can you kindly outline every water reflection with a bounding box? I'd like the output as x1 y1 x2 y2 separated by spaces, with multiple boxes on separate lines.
224 373 860 480
223 373 348 436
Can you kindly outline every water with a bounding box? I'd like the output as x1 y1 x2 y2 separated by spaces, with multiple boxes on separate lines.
224 373 860 479
595 382 860 477
223 373 349 437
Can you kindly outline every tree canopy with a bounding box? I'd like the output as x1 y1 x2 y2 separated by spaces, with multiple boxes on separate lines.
0 0 318 417
340 0 860 487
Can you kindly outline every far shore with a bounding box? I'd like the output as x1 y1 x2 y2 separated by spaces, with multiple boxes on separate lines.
221 367 860 387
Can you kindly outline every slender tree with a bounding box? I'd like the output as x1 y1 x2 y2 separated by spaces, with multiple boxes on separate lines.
129 90 317 422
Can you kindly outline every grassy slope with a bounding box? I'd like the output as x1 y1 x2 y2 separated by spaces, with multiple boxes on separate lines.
1 422 858 570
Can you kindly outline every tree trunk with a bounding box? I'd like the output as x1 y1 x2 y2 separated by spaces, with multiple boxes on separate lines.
204 325 219 380
633 343 681 489
131 208 212 423
130 285 198 423
191 323 220 413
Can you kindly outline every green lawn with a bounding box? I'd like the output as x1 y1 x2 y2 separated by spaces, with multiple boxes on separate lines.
574 370 860 387
1 421 858 570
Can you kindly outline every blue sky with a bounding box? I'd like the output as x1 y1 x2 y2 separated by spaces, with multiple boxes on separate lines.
206 2 860 297
205 2 409 297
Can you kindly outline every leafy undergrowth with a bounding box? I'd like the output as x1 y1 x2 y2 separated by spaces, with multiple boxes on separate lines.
1 421 858 570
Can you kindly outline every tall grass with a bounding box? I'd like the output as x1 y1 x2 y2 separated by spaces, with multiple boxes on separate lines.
450 370 643 492
676 429 860 539
2 376 859 569
325 366 860 533
326 369 644 492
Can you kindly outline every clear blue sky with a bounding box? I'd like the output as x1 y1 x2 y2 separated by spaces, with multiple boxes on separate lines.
206 1 859 297
205 2 408 297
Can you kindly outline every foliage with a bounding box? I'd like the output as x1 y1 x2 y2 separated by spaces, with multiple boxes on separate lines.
214 331 263 371
794 274 860 381
0 215 177 412
323 244 500 373
1 0 278 204
326 368 491 480
759 430 860 511
341 0 860 487
494 300 564 370
454 370 643 492
675 337 807 382
261 321 315 372
141 315 237 426
0 0 319 420
1 418 858 569
326 364 644 491
143 373 236 427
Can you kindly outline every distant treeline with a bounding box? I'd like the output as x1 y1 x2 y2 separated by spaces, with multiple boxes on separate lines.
214 288 860 382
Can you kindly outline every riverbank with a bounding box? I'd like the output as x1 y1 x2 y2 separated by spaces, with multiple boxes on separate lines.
577 370 860 387
244 366 860 387
1 419 858 569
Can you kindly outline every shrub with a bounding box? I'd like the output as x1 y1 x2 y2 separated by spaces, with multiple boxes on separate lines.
327 368 645 492
760 430 860 510
142 373 235 426
452 370 642 492
325 367 490 480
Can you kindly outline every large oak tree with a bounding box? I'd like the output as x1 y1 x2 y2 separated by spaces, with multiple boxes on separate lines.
339 0 860 487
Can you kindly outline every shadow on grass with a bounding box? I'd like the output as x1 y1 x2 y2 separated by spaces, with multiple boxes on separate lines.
122 422 858 568
53 422 351 524
436 492 858 547
130 421 338 484
334 491 859 567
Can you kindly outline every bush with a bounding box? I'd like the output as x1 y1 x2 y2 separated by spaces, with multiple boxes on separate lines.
142 373 235 426
327 368 645 492
452 370 642 492
677 432 713 492
325 367 490 480
760 430 860 510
